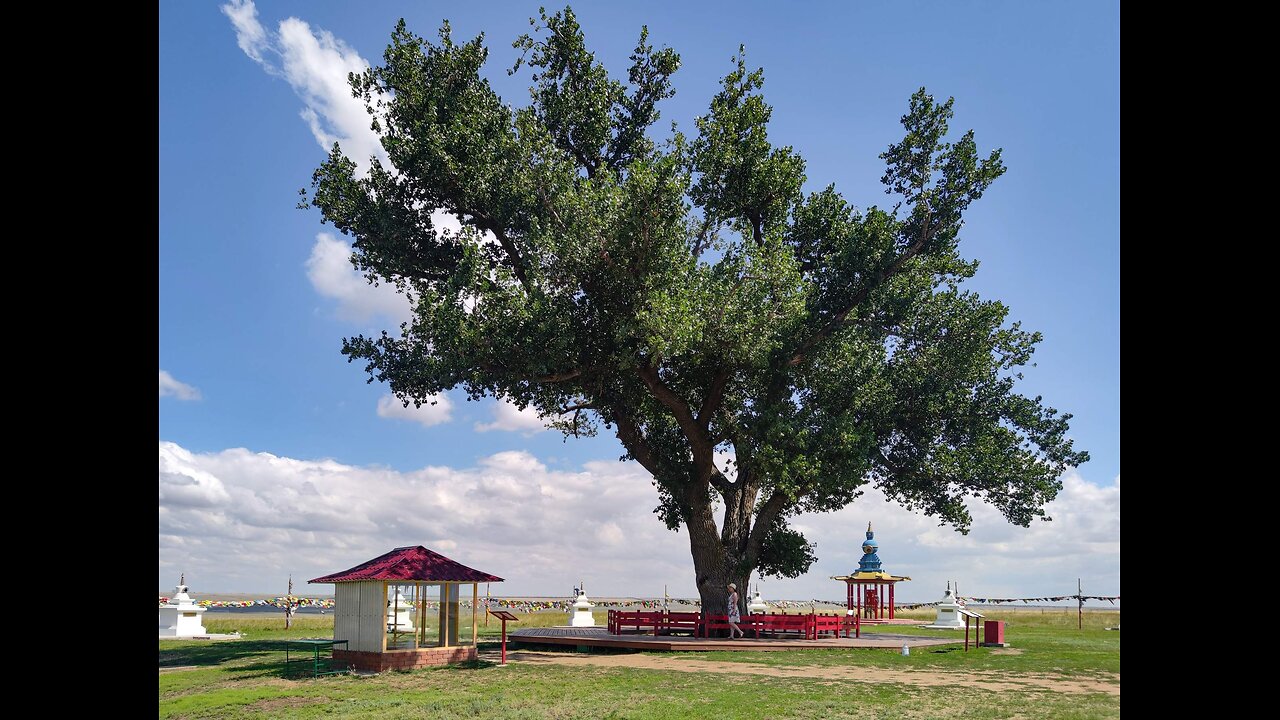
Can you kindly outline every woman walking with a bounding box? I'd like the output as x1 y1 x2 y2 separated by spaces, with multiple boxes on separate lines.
727 583 744 639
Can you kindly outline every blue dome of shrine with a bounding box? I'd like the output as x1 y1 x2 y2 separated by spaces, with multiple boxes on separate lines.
857 522 883 573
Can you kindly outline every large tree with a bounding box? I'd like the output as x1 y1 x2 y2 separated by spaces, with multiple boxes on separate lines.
309 7 1088 616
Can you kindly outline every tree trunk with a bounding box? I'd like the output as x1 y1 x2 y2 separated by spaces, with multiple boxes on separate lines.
686 494 753 636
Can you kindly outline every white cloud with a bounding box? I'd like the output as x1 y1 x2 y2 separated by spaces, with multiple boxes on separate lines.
159 370 202 401
160 443 229 506
784 470 1121 603
221 0 268 65
158 438 1119 605
158 440 681 595
221 0 385 173
376 393 453 428
276 18 385 170
306 233 412 323
475 398 552 434
224 3 497 326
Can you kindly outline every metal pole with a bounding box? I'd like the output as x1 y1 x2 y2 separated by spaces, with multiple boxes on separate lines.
1078 578 1083 630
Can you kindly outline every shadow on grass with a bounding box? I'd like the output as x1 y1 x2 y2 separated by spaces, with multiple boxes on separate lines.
437 658 496 671
504 640 639 655
159 640 291 668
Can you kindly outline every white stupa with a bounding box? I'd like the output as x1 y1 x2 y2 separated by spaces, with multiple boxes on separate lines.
923 582 967 629
387 587 415 631
747 585 769 614
570 581 596 627
158 574 208 637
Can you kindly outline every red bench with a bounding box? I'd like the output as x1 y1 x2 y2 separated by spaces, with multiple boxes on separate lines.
607 610 702 636
608 610 665 635
810 613 843 639
661 611 701 636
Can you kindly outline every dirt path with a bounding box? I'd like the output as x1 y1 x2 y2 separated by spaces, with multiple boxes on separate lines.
487 650 1119 696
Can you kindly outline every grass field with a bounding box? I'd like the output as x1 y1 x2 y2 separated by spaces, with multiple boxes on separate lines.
160 609 1119 719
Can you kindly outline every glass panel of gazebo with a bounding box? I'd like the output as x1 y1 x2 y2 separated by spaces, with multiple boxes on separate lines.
456 583 477 646
416 584 441 648
386 583 418 650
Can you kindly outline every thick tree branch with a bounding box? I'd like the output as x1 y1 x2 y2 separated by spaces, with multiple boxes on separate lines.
698 369 731 428
746 489 791 559
637 364 717 484
534 369 585 382
569 144 600 179
637 365 705 443
612 407 665 479
459 205 532 292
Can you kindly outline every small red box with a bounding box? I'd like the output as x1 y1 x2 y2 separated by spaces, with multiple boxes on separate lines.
984 620 1005 645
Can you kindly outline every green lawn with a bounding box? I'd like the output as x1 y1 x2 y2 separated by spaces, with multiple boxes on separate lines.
160 611 1119 719
679 609 1121 677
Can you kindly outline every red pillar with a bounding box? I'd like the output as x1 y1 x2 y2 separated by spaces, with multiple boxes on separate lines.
500 616 508 665
889 583 895 620
856 582 862 617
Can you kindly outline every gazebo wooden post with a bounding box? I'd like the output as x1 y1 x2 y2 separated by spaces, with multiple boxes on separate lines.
442 583 450 648
889 583 895 619
472 583 479 646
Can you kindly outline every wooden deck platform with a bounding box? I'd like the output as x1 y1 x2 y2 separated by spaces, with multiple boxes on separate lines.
509 627 960 652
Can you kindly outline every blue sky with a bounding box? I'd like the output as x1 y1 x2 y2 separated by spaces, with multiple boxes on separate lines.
159 1 1119 602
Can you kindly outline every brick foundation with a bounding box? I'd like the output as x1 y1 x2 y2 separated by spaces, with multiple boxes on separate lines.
334 646 476 672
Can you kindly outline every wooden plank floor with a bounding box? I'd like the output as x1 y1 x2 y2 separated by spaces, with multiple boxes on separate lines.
508 627 960 652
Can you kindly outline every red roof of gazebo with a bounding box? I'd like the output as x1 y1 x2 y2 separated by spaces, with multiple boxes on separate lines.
309 545 504 584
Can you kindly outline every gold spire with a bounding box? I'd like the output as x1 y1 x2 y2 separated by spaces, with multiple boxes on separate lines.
867 521 872 533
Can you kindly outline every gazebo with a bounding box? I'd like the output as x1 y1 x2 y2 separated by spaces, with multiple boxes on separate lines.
831 523 911 620
310 545 503 671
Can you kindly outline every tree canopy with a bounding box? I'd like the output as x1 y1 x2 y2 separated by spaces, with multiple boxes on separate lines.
309 6 1088 608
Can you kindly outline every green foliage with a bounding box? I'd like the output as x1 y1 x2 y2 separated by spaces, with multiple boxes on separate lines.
753 517 817 579
308 6 1088 597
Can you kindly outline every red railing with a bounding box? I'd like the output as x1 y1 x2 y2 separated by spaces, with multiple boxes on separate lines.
609 609 851 640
